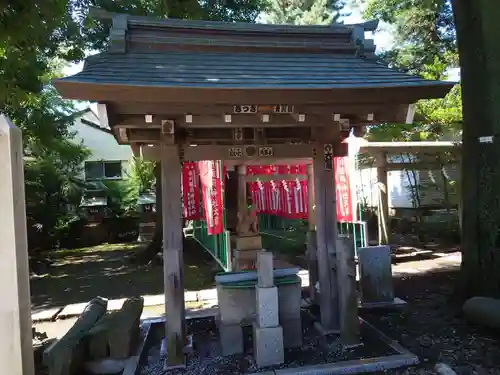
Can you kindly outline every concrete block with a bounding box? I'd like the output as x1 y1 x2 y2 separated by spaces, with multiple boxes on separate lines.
257 251 274 287
219 323 244 356
236 235 262 251
197 288 218 301
277 279 302 320
256 286 279 328
233 249 261 270
217 284 256 325
253 323 284 368
281 317 303 349
358 245 394 304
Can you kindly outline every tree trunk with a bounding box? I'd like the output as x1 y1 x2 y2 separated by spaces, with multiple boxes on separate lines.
133 163 163 263
452 0 500 298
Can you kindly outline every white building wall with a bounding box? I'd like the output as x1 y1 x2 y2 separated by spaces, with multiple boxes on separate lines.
70 110 133 175
357 167 416 209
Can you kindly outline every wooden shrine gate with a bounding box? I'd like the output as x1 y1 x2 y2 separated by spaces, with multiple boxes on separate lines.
54 11 453 369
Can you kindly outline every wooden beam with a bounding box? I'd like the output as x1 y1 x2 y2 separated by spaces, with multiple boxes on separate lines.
112 102 395 117
225 158 312 167
237 164 247 233
128 129 161 143
358 162 460 171
360 141 461 154
178 114 325 128
313 144 339 331
306 163 318 305
56 81 451 107
97 103 109 129
161 145 186 369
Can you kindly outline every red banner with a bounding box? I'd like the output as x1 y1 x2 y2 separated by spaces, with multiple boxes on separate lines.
198 160 224 235
181 162 201 220
334 157 353 222
246 164 307 176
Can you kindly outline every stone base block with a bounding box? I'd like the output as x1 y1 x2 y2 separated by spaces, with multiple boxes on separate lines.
236 235 263 251
234 249 262 270
278 280 302 320
358 245 394 304
256 286 279 328
257 251 274 287
253 323 284 368
281 317 303 349
219 323 243 356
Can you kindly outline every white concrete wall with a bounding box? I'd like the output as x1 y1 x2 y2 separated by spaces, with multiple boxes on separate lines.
355 165 459 209
70 110 133 177
357 167 417 209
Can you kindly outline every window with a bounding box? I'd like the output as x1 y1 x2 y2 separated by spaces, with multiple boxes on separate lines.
85 161 123 181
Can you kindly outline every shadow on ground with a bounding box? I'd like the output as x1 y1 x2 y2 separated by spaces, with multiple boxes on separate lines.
362 265 500 374
30 239 220 311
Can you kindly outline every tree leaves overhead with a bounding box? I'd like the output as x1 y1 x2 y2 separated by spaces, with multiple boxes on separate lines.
263 0 344 25
357 0 461 143
1 0 267 106
363 0 457 78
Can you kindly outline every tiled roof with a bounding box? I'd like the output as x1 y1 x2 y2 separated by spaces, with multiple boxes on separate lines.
57 50 453 90
54 13 454 93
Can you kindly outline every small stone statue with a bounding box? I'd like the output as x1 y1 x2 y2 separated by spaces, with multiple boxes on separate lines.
236 205 259 237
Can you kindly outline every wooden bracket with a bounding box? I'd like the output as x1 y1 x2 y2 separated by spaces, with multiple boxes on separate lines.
323 144 333 171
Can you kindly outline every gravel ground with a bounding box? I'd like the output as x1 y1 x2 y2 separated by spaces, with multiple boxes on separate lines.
140 254 500 375
363 264 500 375
139 316 406 375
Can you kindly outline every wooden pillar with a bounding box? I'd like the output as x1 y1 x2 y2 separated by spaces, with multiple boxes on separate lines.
313 145 339 331
161 145 186 369
376 152 390 245
237 165 247 220
337 237 360 346
0 115 35 375
306 164 318 304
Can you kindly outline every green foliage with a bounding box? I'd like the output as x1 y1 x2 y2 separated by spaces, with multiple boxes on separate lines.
80 0 267 52
1 0 267 107
127 156 156 195
362 0 457 78
415 84 462 134
102 180 138 216
263 0 344 25
3 0 268 251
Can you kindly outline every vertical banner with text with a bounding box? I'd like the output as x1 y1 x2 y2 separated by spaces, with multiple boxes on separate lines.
334 157 353 222
181 162 201 220
198 160 224 235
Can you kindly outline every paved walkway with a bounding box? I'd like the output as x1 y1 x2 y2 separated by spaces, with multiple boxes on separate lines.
32 252 461 328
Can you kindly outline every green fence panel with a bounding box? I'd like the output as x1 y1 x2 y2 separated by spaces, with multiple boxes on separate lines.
257 214 367 255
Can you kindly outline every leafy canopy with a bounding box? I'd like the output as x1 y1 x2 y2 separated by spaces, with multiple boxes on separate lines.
362 0 457 79
263 0 344 25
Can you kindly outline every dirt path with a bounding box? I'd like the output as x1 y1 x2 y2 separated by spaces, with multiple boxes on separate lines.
365 254 500 375
31 240 220 312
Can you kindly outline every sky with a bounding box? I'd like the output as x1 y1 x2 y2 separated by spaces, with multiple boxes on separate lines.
63 4 460 110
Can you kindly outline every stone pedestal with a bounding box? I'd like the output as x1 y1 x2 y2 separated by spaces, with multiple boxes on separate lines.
236 235 262 251
233 249 262 270
358 245 394 304
278 279 303 348
253 323 284 367
281 317 303 348
233 235 263 270
253 252 284 368
218 322 244 356
256 287 279 328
